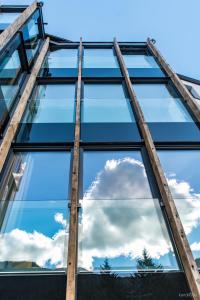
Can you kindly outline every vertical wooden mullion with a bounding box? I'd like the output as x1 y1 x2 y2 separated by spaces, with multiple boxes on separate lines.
114 38 200 300
66 37 83 300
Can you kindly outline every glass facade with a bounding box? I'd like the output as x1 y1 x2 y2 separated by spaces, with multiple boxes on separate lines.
134 83 200 142
0 151 71 272
16 84 76 143
158 150 200 268
40 49 78 77
81 83 140 142
0 3 194 299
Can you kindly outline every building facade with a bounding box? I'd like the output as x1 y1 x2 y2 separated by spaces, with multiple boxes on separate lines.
0 2 200 300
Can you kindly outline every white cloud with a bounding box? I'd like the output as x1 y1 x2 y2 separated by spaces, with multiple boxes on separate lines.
0 213 68 269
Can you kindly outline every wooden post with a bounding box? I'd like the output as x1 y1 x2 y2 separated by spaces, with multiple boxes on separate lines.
147 38 200 123
66 38 83 300
0 1 38 50
0 37 49 173
114 38 200 300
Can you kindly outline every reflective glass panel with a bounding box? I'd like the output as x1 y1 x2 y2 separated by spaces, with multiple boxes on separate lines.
83 49 121 77
78 151 178 273
82 84 134 123
40 49 78 77
123 54 160 69
0 49 22 133
16 84 75 143
133 83 200 142
158 150 200 267
0 12 20 29
0 151 71 272
133 83 192 123
22 10 40 62
44 49 78 69
83 49 118 68
81 84 140 142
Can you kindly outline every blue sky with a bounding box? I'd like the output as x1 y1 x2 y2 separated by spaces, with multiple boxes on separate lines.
4 0 200 80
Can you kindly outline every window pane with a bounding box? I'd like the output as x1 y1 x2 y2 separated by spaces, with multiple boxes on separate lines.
0 151 71 272
16 84 75 143
158 150 200 268
45 49 78 68
0 12 20 29
22 10 40 62
123 54 165 77
133 83 192 122
40 49 78 77
124 55 159 68
78 151 178 273
84 49 118 68
133 83 200 142
0 49 23 133
83 49 121 77
82 84 134 123
4 152 71 201
81 84 140 142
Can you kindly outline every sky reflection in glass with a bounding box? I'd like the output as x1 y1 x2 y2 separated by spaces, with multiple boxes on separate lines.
78 151 178 273
23 84 75 123
83 49 119 68
133 84 193 123
82 84 135 123
158 150 200 267
0 152 71 271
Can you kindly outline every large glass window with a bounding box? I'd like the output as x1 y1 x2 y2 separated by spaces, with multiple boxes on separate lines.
81 84 140 142
83 49 121 77
22 10 41 63
158 150 200 268
78 150 178 274
0 151 71 272
40 49 78 77
16 84 76 143
133 83 200 142
0 12 20 30
123 53 165 77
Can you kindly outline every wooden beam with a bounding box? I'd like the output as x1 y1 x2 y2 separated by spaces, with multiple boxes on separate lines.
0 37 49 173
114 38 200 300
66 37 83 300
147 38 200 123
0 1 37 50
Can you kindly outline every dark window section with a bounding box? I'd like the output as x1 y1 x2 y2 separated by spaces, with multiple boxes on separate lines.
0 151 71 272
133 82 200 142
82 48 122 78
77 272 190 300
39 48 78 78
16 84 76 143
81 83 140 142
